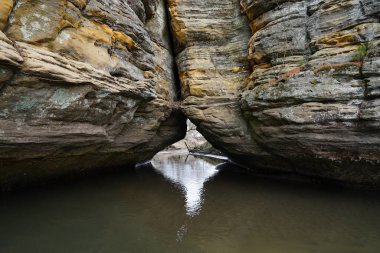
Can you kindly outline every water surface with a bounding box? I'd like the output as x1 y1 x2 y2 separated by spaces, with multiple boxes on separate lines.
0 152 379 253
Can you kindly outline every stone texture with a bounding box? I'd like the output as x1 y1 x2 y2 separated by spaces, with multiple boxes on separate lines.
240 0 380 185
0 0 13 30
168 0 264 158
0 0 186 190
1 0 380 188
170 0 380 185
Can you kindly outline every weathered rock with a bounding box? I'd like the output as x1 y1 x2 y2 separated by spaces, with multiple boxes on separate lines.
0 0 13 30
142 0 160 20
239 0 380 185
170 0 380 185
0 0 186 190
1 0 380 188
168 0 264 158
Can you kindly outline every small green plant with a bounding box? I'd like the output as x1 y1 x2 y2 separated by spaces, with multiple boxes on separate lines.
352 43 368 62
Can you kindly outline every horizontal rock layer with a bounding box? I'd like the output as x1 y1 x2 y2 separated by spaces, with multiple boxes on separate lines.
171 0 380 185
0 0 186 190
168 0 259 157
0 0 379 188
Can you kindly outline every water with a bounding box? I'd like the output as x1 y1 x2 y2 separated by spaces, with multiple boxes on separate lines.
0 151 379 253
151 152 220 217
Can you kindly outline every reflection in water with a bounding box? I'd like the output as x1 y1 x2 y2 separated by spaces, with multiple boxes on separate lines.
0 152 380 253
152 152 220 217
151 151 223 241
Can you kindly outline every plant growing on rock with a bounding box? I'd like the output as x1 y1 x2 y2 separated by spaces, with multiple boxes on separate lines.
352 43 368 62
351 43 368 77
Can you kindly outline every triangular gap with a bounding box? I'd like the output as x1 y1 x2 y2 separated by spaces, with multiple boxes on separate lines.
167 119 223 155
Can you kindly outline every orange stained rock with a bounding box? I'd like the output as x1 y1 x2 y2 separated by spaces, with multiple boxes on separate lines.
113 31 135 49
68 0 87 9
318 34 356 46
189 85 218 97
77 24 113 46
314 23 380 48
263 67 301 87
254 63 272 70
84 8 108 21
250 50 268 65
63 4 82 28
0 0 13 30
75 21 136 49
167 1 187 49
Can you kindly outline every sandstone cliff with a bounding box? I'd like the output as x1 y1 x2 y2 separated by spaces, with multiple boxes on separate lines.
0 0 379 188
170 0 380 185
0 0 186 189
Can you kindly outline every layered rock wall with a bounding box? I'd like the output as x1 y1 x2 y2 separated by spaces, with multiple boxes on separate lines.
0 0 379 187
170 0 380 185
0 0 186 189
240 0 380 184
168 0 261 157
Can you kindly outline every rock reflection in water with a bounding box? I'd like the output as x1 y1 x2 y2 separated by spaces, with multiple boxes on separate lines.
1 153 380 253
152 152 220 217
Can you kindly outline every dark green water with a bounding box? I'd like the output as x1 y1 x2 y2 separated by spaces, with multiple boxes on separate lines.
0 152 379 253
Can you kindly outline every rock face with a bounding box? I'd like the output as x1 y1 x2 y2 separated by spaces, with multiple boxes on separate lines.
0 0 379 188
168 0 258 156
170 0 380 185
0 0 186 189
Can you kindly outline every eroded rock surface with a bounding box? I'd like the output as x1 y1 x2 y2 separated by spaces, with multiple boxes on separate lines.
0 0 186 189
171 0 380 185
0 0 379 188
168 0 261 158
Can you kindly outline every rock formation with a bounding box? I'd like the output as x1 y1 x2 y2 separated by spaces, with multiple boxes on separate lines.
240 0 380 184
0 0 186 189
170 0 380 185
0 0 379 188
168 0 258 155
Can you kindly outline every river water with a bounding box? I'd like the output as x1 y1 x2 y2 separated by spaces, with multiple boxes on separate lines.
0 151 379 253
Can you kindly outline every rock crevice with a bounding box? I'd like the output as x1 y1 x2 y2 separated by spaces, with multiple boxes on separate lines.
169 0 380 185
0 0 379 188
